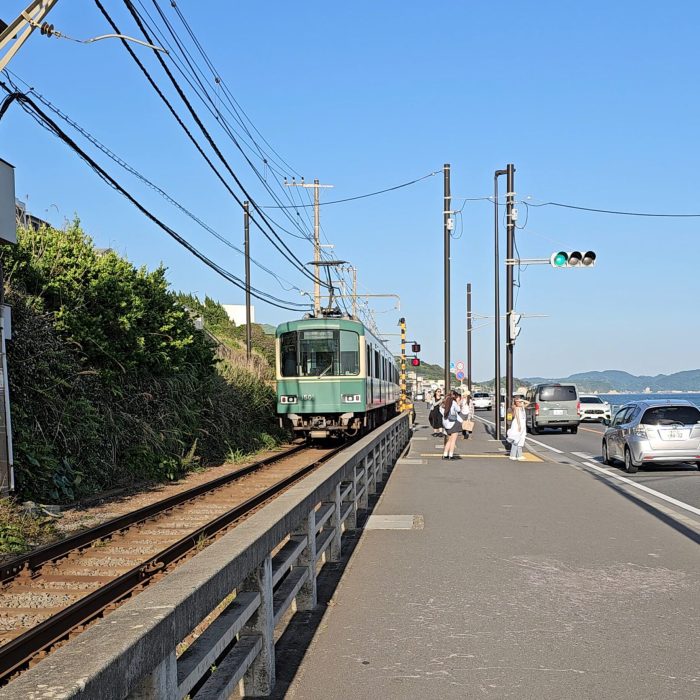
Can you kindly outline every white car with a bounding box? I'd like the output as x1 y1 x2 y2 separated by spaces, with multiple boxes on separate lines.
473 392 492 411
579 394 611 422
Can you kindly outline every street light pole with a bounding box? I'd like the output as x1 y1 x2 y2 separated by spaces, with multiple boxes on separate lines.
505 163 516 430
494 168 507 440
243 201 252 360
444 163 451 397
467 283 473 395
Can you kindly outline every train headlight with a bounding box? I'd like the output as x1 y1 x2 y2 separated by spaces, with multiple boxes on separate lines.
342 394 361 403
280 395 298 404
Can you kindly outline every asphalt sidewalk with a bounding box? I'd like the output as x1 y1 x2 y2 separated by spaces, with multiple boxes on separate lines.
281 405 700 699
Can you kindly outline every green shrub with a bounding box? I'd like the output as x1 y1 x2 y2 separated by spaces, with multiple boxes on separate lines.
0 221 284 504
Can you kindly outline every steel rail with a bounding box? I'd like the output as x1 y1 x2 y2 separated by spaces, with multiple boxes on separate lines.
0 443 346 682
0 443 306 584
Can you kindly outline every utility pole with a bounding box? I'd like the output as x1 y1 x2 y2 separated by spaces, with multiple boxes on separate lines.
399 317 407 411
494 168 507 440
467 283 473 395
505 163 516 430
443 163 451 397
0 0 59 71
285 178 333 317
352 266 358 318
243 201 252 360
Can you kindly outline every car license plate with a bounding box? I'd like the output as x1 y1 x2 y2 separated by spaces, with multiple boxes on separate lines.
663 430 685 440
552 409 564 415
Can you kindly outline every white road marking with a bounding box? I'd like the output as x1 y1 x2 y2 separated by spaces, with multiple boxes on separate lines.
476 417 700 520
475 416 564 454
572 451 594 459
577 460 700 518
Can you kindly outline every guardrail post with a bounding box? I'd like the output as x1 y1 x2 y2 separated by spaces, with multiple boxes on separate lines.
344 473 358 530
128 651 177 699
357 458 368 510
329 482 342 561
363 453 373 500
367 446 377 494
294 510 317 610
240 554 275 696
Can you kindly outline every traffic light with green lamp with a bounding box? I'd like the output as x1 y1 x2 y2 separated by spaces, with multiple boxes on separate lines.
550 250 596 268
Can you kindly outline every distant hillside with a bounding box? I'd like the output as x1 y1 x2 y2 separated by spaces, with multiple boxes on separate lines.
396 358 445 381
521 369 700 392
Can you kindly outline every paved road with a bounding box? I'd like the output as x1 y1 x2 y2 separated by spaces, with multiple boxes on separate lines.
476 409 700 510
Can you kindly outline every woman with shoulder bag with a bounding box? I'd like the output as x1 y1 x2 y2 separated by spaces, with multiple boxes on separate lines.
507 396 529 460
440 390 465 459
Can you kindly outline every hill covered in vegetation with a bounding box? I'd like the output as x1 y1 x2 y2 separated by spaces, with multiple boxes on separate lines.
1 220 283 511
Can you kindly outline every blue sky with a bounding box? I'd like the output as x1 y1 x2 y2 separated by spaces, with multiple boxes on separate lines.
2 0 699 380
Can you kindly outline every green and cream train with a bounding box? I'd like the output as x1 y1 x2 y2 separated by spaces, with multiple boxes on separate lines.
275 317 400 439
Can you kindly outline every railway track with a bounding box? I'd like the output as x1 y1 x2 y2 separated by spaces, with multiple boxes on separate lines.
0 442 346 682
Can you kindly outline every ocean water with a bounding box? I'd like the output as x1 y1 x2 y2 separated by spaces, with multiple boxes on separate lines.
599 393 700 411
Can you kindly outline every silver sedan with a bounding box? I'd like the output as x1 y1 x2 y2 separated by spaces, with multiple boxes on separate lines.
602 400 700 474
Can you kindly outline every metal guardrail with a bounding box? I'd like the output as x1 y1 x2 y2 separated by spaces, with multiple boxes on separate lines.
3 413 411 699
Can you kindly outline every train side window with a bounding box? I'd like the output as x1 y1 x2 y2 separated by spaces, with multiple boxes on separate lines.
339 330 360 375
374 350 380 379
280 331 298 377
366 344 371 376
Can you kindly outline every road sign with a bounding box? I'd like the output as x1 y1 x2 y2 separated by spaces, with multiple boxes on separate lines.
455 361 464 371
456 370 465 380
450 361 455 369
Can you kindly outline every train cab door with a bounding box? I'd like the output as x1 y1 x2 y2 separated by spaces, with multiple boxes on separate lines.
367 343 373 405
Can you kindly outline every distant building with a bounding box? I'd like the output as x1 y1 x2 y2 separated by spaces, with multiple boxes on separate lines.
14 198 50 232
222 304 255 326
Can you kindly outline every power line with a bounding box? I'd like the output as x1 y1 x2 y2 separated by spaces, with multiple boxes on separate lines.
0 87 311 312
4 71 304 294
93 0 328 290
118 0 323 275
264 170 442 208
133 0 316 243
525 199 700 218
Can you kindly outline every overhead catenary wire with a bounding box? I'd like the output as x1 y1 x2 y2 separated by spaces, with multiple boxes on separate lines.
93 0 328 290
124 0 388 326
0 87 311 312
117 0 324 274
133 0 316 243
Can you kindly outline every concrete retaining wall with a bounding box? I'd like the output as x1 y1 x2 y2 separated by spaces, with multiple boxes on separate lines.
4 414 410 699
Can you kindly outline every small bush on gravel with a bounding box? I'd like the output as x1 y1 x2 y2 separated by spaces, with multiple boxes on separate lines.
0 499 57 555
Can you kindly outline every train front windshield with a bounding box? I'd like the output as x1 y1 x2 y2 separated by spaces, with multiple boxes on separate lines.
280 330 360 377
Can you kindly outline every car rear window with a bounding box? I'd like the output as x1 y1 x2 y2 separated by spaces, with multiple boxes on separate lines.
641 405 700 426
580 396 603 404
538 385 577 402
474 393 489 398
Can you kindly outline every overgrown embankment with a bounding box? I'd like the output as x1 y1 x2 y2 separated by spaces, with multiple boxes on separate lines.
1 220 283 511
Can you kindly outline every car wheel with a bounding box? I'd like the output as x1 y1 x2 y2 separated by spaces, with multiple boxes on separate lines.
624 447 638 474
570 426 578 435
602 440 612 465
530 417 540 435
